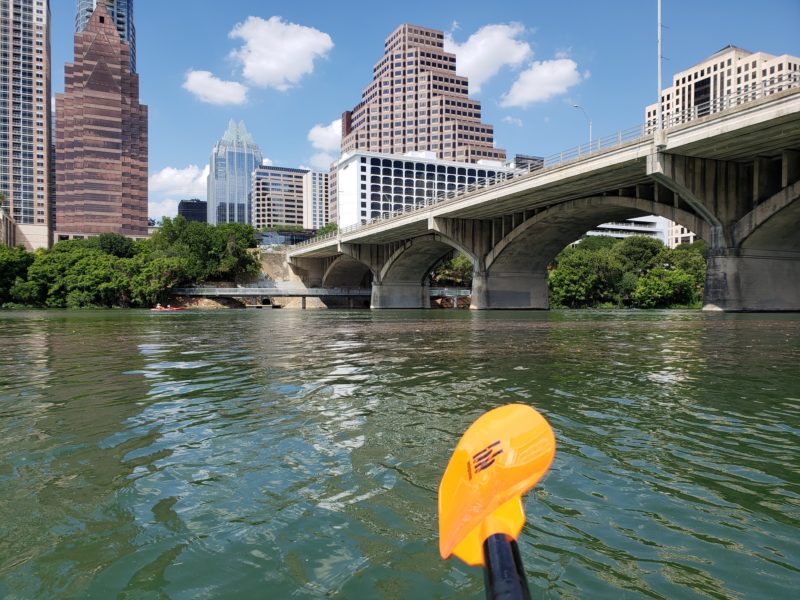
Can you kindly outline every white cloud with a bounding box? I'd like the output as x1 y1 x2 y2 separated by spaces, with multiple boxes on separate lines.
501 59 584 108
183 70 248 105
230 16 333 91
262 157 274 167
148 198 179 222
502 116 524 127
308 118 341 152
309 152 336 171
444 23 532 93
149 164 209 199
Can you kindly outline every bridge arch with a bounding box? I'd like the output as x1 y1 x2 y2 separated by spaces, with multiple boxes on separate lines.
321 255 373 288
734 181 800 251
473 196 709 309
379 233 474 285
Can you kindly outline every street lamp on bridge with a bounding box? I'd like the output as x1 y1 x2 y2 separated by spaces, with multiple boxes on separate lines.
572 104 593 150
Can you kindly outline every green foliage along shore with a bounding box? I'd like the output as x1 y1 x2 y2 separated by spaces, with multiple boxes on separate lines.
431 236 708 309
0 217 260 309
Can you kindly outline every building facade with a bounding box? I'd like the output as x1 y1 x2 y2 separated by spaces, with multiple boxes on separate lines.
207 120 262 225
585 216 669 244
0 0 52 249
303 170 329 229
177 198 206 223
667 222 697 248
336 150 514 228
645 46 800 130
251 165 306 230
55 3 148 240
75 0 135 72
342 24 506 163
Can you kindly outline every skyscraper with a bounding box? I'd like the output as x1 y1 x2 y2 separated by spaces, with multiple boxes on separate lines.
302 171 329 229
75 0 135 72
342 24 505 163
207 120 263 225
55 3 148 239
0 0 52 249
251 165 306 230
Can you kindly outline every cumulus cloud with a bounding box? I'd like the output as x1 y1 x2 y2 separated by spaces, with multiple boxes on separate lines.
148 198 180 222
183 71 248 105
149 164 210 198
502 116 524 127
309 152 336 171
501 59 584 108
308 118 342 152
230 16 333 91
444 23 531 93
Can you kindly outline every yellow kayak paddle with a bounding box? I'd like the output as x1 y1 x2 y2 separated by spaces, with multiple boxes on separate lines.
438 404 556 599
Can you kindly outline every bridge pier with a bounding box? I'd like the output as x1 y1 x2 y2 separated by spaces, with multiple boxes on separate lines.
470 271 549 310
705 249 800 311
371 282 431 309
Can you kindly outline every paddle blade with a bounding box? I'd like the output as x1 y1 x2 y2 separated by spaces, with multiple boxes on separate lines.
438 404 556 566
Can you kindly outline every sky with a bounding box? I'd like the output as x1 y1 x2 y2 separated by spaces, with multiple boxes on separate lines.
49 0 800 220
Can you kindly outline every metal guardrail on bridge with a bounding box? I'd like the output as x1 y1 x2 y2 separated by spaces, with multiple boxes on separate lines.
173 287 473 298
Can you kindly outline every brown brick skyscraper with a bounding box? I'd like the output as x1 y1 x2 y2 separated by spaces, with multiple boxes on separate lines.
55 3 147 239
342 24 505 163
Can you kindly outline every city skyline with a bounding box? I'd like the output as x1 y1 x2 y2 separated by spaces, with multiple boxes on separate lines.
45 1 800 220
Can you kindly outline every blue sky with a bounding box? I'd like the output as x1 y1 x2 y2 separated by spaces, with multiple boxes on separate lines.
50 0 800 220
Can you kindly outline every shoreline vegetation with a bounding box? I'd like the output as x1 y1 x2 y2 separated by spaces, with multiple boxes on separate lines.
1 219 706 310
0 217 260 309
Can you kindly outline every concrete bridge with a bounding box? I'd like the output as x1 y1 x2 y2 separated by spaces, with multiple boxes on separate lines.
289 82 800 311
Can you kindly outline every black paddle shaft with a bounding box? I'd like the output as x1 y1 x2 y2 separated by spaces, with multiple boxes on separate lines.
482 533 532 600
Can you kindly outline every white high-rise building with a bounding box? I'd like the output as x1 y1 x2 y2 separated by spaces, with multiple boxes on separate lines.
207 120 263 225
335 151 514 228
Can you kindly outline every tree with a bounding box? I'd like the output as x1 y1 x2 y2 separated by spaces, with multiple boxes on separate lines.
614 236 666 275
549 248 623 308
632 268 696 308
431 252 473 286
0 246 34 304
316 222 338 236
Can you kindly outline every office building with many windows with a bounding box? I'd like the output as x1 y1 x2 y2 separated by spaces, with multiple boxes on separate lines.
251 165 306 230
303 170 329 230
645 46 800 130
207 120 262 225
336 150 514 228
55 3 147 240
75 0 135 72
342 24 505 164
0 0 52 249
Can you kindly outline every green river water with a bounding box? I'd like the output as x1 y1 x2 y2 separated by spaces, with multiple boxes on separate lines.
0 309 798 599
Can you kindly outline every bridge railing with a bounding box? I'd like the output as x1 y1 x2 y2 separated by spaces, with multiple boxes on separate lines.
293 74 800 249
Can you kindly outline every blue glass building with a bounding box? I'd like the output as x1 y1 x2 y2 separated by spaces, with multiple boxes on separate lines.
75 0 135 72
207 120 263 225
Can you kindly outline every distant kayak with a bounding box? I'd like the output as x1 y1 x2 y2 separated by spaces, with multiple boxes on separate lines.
150 306 186 312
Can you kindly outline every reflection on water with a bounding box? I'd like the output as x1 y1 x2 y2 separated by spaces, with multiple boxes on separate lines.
0 310 798 598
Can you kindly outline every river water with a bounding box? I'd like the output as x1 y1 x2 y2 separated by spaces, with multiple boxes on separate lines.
0 309 798 599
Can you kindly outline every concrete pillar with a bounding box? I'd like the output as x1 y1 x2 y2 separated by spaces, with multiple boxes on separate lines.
371 282 431 309
704 249 800 311
301 296 307 310
471 271 549 310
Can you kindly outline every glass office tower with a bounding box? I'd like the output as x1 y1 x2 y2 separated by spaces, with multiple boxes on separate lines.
75 0 135 72
207 120 263 225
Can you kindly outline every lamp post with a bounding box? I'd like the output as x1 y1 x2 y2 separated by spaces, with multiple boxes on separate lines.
572 104 592 150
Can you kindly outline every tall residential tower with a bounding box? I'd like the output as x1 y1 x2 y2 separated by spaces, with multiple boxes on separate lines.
55 3 148 239
0 0 52 249
75 0 135 72
207 120 263 225
342 24 505 163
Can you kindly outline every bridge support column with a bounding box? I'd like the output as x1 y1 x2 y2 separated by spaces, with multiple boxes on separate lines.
705 249 800 311
371 282 431 309
470 271 548 310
